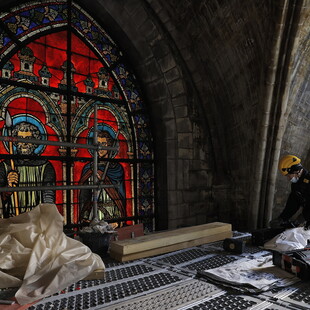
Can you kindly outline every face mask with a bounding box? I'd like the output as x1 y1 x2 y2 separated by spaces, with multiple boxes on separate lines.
290 176 299 183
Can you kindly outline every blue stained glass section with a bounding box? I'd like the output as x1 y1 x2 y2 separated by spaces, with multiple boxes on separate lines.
35 7 45 13
3 4 67 40
3 37 11 45
16 27 24 35
20 11 31 17
113 64 143 111
50 5 64 10
138 141 152 160
91 25 99 32
77 12 87 21
96 42 103 50
29 21 38 29
140 167 152 194
5 16 17 23
55 15 65 21
43 17 51 23
86 32 93 40
74 22 82 31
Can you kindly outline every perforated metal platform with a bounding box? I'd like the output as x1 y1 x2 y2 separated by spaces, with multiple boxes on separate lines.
18 231 310 309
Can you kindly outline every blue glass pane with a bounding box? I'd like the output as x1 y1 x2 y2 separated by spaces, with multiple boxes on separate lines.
3 3 67 38
113 64 143 111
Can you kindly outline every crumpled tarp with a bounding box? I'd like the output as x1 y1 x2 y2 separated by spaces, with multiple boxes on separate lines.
0 203 105 305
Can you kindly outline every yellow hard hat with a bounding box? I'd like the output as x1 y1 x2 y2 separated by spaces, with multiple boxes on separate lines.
278 154 302 176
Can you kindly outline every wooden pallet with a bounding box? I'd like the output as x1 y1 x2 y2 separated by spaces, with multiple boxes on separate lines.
109 222 232 262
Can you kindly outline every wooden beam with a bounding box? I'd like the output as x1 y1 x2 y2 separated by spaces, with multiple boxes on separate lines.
109 222 232 262
110 230 231 262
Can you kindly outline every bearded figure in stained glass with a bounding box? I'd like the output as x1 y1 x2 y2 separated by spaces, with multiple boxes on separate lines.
79 128 126 222
0 119 56 217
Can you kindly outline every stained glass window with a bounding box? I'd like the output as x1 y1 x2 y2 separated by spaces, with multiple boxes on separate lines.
0 1 155 231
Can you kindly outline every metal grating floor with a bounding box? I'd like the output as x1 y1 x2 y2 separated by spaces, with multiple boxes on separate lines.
7 231 310 310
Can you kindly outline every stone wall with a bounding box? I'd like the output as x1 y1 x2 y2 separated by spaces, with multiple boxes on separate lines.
149 0 278 229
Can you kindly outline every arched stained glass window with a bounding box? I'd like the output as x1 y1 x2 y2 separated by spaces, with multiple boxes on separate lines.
0 1 155 231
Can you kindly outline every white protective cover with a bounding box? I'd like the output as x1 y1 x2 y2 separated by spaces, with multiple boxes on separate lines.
0 203 105 305
264 227 310 252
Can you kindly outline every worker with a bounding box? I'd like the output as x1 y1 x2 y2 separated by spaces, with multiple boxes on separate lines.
272 155 310 229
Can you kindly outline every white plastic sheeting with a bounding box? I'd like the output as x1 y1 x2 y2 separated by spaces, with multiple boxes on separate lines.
0 203 105 305
264 227 310 252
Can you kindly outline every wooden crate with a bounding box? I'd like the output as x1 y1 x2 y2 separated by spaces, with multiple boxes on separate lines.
109 222 232 262
112 223 144 241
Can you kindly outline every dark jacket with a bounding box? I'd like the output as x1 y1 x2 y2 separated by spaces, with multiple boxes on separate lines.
280 169 310 222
